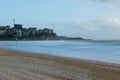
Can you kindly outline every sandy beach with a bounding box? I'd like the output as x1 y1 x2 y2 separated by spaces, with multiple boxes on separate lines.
0 49 120 80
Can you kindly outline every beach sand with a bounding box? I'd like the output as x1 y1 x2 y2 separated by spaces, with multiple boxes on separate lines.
0 49 120 80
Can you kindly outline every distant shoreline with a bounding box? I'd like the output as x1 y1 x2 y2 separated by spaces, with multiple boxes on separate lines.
0 38 92 41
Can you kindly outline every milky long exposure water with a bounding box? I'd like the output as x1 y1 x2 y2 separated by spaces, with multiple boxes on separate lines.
0 40 120 64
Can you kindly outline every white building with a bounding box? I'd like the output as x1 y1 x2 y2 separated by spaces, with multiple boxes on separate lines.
16 29 22 37
0 30 6 35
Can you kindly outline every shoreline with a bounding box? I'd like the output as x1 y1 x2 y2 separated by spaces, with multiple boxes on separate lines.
2 48 120 65
0 48 120 80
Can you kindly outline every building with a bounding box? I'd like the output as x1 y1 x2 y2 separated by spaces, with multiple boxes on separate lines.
16 29 22 37
49 29 54 34
38 29 43 34
14 24 22 29
43 28 54 34
22 28 29 37
0 30 6 35
28 28 37 36
0 24 57 40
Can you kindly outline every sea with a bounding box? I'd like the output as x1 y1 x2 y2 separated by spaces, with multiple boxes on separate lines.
0 40 120 64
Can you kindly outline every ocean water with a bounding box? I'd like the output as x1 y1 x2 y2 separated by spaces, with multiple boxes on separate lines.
0 40 120 64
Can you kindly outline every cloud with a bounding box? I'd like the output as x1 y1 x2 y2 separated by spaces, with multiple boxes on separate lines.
82 17 120 40
92 0 120 3
92 0 120 6
105 17 120 24
84 17 120 27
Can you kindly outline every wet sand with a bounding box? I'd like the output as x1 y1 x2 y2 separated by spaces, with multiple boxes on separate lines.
0 48 120 80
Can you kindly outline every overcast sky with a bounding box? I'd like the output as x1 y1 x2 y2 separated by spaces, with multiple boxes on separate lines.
0 0 120 40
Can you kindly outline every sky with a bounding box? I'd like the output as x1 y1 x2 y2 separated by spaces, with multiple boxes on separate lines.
0 0 120 40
